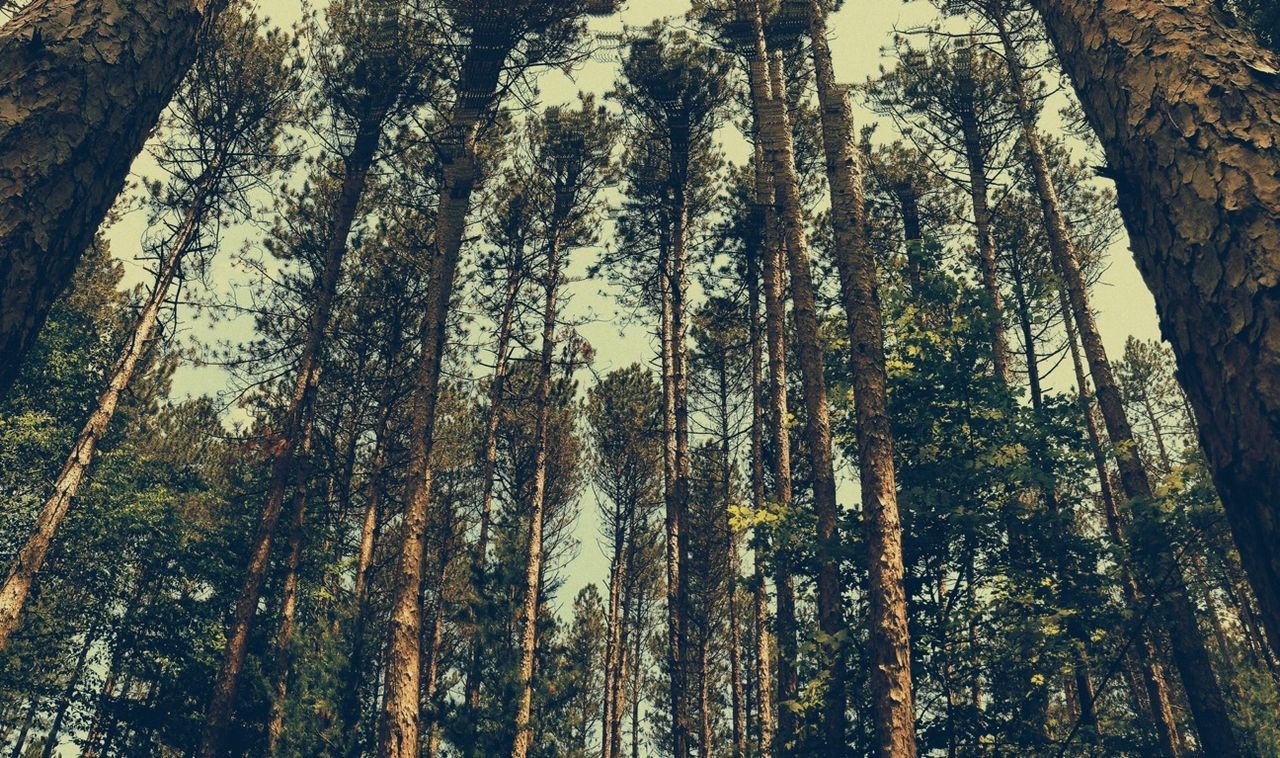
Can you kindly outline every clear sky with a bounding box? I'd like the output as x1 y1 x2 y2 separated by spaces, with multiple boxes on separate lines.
107 0 1164 609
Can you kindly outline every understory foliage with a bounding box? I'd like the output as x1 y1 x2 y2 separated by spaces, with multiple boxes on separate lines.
1 0 1278 756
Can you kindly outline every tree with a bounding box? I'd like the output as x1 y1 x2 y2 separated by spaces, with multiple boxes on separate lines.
0 3 295 652
1032 0 1280 661
0 0 227 391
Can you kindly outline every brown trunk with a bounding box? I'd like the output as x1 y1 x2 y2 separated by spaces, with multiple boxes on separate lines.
745 216 776 754
1062 281 1183 758
422 531 449 758
697 638 712 758
992 8 1239 751
603 547 626 758
747 26 849 751
0 186 206 649
739 5 798 745
0 0 224 391
462 250 524 758
807 4 917 755
956 74 1012 382
201 101 384 758
377 28 505 755
511 228 564 758
266 483 309 753
1032 0 1280 664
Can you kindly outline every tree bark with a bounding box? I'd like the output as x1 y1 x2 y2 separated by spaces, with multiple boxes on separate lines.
807 4 917 755
377 28 505 756
511 227 565 758
745 205 776 756
201 100 385 758
462 249 524 758
1062 274 1183 758
0 0 224 392
1031 0 1280 662
991 7 1240 751
0 185 206 650
266 483 309 754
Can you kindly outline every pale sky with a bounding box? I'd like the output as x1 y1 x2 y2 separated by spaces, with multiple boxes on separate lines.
107 0 1163 608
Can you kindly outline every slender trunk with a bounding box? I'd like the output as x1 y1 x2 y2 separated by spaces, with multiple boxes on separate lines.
266 478 310 754
378 29 506 755
341 386 394 757
745 210 776 754
1062 281 1182 758
202 101 383 756
0 0 225 391
0 188 207 649
747 32 848 752
738 7 799 744
807 4 916 754
41 622 101 758
463 255 523 758
1141 394 1173 475
1032 0 1280 658
511 228 564 758
8 697 37 758
602 547 625 758
992 10 1239 752
956 77 1011 382
897 185 926 299
422 535 449 758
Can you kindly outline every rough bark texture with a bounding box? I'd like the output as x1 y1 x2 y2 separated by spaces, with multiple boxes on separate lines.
377 31 504 756
510 228 563 758
0 191 204 650
0 0 224 392
807 4 916 754
201 101 384 758
1031 0 1280 659
993 6 1238 750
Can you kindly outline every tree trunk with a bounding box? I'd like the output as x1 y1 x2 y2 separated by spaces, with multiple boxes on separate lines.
377 29 506 756
421 529 450 758
807 4 917 755
40 621 100 758
0 184 206 650
1032 0 1280 662
462 254 523 758
746 24 849 750
201 101 384 758
1062 281 1183 757
0 0 224 392
991 9 1240 752
266 483 309 754
739 6 798 745
511 228 564 758
956 82 1011 382
745 207 776 755
603 546 626 758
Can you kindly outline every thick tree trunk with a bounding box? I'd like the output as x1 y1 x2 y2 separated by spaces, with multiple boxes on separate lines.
266 485 309 754
0 187 206 650
745 213 776 755
462 256 523 758
807 4 916 755
511 229 564 758
0 0 223 392
1062 280 1183 758
992 10 1240 752
1032 0 1280 661
377 30 505 756
202 101 384 758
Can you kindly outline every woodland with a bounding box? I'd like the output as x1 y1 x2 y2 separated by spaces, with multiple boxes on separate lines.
1 0 1279 756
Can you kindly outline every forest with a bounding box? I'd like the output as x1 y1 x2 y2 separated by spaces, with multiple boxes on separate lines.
1 0 1279 755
